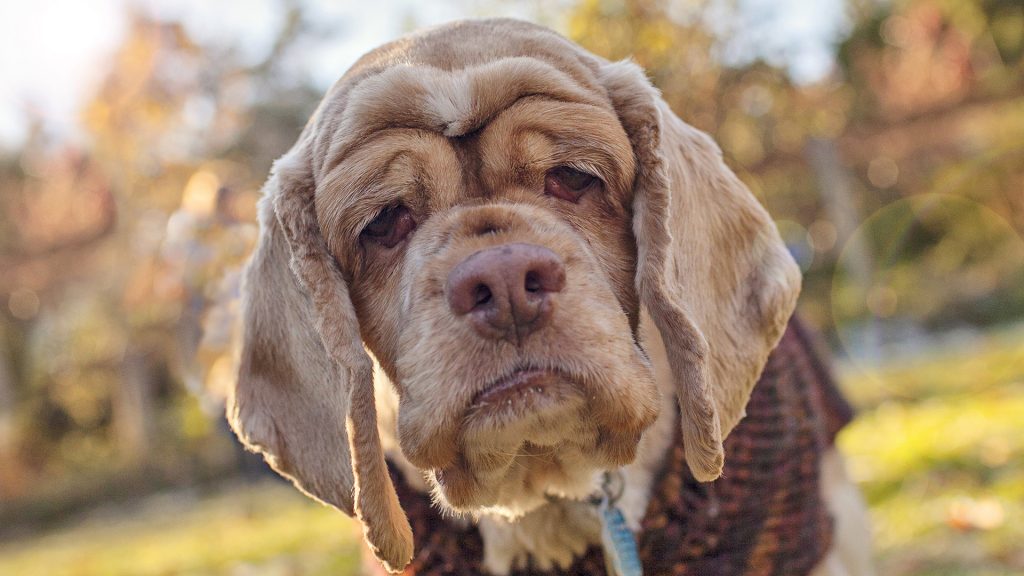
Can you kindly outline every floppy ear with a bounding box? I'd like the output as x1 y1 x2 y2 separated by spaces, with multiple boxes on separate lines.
599 61 801 482
226 145 413 573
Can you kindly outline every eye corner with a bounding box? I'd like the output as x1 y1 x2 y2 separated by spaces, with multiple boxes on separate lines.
360 203 417 249
544 165 602 203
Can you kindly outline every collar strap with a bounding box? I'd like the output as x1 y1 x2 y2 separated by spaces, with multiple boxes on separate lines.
597 469 643 576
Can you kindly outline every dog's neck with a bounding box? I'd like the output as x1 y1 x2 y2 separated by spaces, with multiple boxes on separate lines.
374 311 677 574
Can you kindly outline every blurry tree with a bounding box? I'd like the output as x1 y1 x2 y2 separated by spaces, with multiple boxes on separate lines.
567 0 1024 344
567 0 860 331
834 0 1024 336
0 1 326 499
1 124 118 493
0 339 16 498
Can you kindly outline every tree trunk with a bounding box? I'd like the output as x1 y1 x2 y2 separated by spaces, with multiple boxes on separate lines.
805 138 879 360
0 350 20 499
113 347 153 465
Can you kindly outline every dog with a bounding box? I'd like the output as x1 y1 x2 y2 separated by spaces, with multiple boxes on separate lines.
227 18 873 575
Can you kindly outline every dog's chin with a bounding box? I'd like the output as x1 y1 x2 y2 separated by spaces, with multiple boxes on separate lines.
424 369 653 516
430 441 609 518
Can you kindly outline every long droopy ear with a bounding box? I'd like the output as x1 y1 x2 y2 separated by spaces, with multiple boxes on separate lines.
226 144 413 573
600 61 802 482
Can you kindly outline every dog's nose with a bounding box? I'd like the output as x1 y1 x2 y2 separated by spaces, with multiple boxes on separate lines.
446 243 566 341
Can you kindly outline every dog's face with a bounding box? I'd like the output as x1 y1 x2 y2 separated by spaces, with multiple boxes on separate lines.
227 19 801 573
327 98 658 514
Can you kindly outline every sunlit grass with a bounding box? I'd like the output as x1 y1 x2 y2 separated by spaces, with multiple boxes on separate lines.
838 326 1024 575
0 480 362 576
839 327 1024 408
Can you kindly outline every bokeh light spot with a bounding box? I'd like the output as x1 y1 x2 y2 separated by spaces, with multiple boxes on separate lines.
866 285 899 318
808 219 838 253
8 288 40 319
868 156 899 188
182 170 220 216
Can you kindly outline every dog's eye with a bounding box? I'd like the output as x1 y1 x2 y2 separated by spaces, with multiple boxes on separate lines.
544 166 600 202
361 204 416 248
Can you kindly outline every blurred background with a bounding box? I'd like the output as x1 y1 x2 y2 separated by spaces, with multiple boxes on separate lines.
0 0 1022 574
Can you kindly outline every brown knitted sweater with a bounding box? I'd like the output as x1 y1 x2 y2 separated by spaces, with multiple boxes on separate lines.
388 318 853 575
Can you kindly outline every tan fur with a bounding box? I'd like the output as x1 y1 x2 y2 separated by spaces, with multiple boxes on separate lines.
229 18 805 574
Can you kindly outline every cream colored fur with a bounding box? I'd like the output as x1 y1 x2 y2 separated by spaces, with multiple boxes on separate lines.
458 311 681 575
227 18 869 575
810 450 877 576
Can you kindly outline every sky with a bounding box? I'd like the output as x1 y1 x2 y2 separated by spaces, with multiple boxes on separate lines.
0 0 846 148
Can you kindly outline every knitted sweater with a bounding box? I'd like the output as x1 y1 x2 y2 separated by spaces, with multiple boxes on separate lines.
389 318 853 575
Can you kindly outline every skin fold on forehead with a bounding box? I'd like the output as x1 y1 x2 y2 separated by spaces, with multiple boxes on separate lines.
314 101 637 265
307 19 613 165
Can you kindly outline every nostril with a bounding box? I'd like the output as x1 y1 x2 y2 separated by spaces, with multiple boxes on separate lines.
524 272 541 293
523 259 566 296
474 284 492 307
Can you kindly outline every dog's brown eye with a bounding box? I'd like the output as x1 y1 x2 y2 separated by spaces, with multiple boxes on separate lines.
362 204 416 248
544 166 600 202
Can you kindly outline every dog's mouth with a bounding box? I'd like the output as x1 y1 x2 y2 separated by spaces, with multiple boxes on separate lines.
464 366 585 427
471 367 560 406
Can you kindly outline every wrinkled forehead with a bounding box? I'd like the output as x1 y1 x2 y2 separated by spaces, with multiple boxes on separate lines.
311 56 617 178
310 53 638 264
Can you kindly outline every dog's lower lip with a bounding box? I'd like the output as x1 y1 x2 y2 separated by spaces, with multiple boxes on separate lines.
471 368 558 407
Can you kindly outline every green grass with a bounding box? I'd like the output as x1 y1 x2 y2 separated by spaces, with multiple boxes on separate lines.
1 328 1022 575
0 481 362 576
838 326 1024 575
